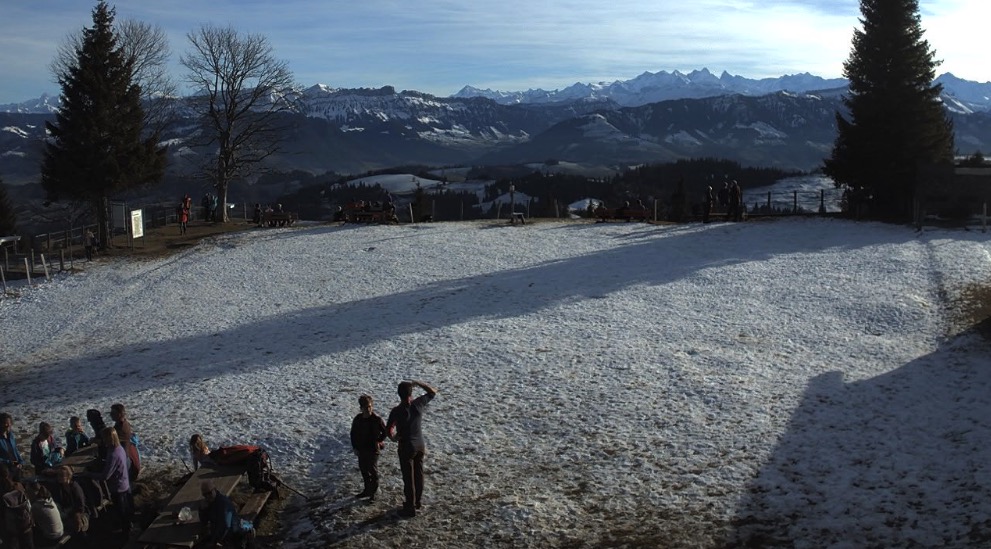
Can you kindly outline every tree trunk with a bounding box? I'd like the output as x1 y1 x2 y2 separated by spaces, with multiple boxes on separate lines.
218 183 229 222
97 196 111 251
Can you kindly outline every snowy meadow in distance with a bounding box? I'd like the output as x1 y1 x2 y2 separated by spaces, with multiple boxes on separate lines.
2 218 991 547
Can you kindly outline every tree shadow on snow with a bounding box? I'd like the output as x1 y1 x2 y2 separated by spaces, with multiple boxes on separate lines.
728 329 991 547
2 219 921 406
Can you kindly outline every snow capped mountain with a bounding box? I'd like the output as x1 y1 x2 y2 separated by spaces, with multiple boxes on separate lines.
454 68 851 107
0 93 61 114
935 73 991 114
2 69 991 188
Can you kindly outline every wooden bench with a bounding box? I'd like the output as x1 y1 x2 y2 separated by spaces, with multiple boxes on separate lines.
262 211 298 227
595 206 652 222
36 533 72 548
136 465 246 548
238 490 272 523
61 443 99 472
344 202 398 224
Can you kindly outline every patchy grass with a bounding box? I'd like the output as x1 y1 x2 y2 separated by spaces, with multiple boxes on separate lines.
102 219 260 261
948 282 991 340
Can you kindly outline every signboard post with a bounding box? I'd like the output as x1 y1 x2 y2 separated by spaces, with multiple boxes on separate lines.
130 209 144 250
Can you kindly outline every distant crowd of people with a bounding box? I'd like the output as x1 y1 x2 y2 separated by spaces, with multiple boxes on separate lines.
703 179 745 222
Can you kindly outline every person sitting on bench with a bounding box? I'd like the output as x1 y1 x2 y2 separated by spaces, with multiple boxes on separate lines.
197 480 254 548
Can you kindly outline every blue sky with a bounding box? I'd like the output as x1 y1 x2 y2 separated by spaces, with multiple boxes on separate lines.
0 0 987 103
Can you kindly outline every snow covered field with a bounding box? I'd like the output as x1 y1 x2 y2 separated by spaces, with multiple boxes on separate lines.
2 218 991 547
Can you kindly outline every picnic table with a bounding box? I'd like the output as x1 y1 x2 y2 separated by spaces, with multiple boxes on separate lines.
137 465 246 548
61 443 99 472
262 210 298 227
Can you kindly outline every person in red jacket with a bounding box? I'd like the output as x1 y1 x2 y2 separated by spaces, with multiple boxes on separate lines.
179 203 189 235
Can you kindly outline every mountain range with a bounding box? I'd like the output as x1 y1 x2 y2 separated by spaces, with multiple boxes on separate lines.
2 68 991 196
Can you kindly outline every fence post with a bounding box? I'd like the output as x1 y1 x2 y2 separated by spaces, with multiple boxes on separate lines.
40 254 51 282
59 250 65 272
409 203 415 223
24 257 31 286
793 191 798 213
766 192 771 211
0 265 6 295
820 190 825 214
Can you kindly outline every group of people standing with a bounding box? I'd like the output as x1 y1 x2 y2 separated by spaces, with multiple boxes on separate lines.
0 404 141 547
350 379 438 518
704 179 745 222
179 192 231 234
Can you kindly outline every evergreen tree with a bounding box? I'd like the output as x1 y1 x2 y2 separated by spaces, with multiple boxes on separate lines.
0 177 16 236
823 0 954 221
41 1 165 248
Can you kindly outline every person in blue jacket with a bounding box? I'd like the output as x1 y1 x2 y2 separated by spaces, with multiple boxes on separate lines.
65 416 90 455
198 479 253 548
0 412 24 480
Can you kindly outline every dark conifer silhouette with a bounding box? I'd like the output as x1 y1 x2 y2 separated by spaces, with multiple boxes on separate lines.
823 0 954 221
0 177 16 236
41 1 165 248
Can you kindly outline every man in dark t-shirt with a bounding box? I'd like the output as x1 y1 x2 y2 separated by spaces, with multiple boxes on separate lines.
386 379 438 518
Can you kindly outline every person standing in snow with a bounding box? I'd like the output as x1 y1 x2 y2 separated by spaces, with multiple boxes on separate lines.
89 427 132 538
729 180 743 221
386 380 438 518
84 229 96 261
350 394 387 500
0 413 24 480
179 202 189 235
110 404 140 483
703 186 714 223
252 203 262 226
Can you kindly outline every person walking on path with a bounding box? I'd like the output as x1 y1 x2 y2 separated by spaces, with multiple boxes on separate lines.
386 380 438 518
350 395 387 500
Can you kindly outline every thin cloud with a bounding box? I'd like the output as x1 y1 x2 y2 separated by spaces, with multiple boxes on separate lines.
0 0 986 102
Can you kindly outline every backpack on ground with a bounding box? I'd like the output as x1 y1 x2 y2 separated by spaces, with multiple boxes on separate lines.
208 445 275 492
3 489 33 533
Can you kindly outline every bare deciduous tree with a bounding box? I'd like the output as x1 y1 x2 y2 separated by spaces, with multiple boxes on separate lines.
180 25 297 222
117 19 178 134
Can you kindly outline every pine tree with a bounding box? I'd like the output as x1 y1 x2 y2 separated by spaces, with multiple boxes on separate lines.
0 177 16 236
823 0 954 221
41 1 165 248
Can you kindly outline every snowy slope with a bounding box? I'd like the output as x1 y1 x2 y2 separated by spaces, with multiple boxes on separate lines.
2 218 991 547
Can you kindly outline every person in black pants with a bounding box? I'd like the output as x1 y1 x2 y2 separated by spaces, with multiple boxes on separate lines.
386 380 438 518
350 394 386 500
